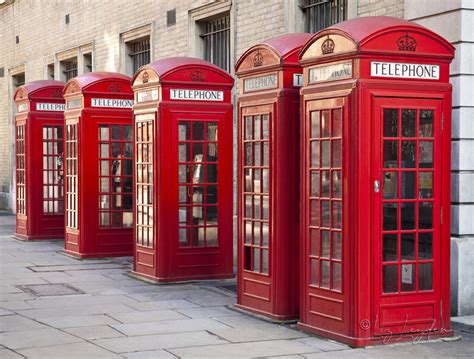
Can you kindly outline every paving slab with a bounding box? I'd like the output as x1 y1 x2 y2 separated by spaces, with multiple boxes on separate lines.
35 314 120 328
451 315 474 333
18 341 123 359
110 317 231 336
125 299 199 311
93 330 228 353
0 348 24 359
0 314 47 332
175 306 243 318
16 303 135 319
0 327 82 349
295 336 349 352
0 309 14 316
122 349 177 359
209 324 308 343
64 325 126 340
107 309 188 323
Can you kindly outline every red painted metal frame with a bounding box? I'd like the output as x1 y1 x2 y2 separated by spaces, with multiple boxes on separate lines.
234 34 312 320
14 80 66 240
298 17 455 347
131 57 234 282
63 72 134 258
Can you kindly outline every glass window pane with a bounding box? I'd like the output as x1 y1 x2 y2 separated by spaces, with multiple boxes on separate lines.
401 172 416 199
332 262 341 291
207 164 218 184
111 125 121 140
310 259 319 286
262 196 269 220
332 171 342 199
262 223 269 246
310 199 319 227
179 165 188 183
321 110 330 137
321 230 330 257
332 140 341 168
192 122 204 140
332 232 342 260
418 172 433 199
321 260 330 288
321 140 330 168
253 248 261 272
254 143 261 166
419 202 433 229
262 114 269 140
384 109 398 137
100 178 109 193
244 195 252 218
263 142 269 166
383 265 398 293
310 229 319 256
100 161 109 176
207 123 218 141
244 143 252 166
383 234 398 262
383 172 398 199
311 141 319 168
401 202 416 230
419 262 433 291
419 110 434 137
244 168 252 192
321 200 330 227
402 109 416 137
124 126 133 141
401 233 415 260
245 221 252 244
254 170 261 193
383 141 398 168
419 141 433 168
262 249 269 274
311 111 320 138
206 227 218 247
179 143 190 162
419 232 433 259
179 122 190 141
401 141 416 168
321 170 330 197
179 228 188 246
262 169 269 193
179 186 187 203
244 116 252 140
332 108 342 138
332 201 342 229
311 171 320 197
112 143 121 158
383 203 398 230
100 212 110 226
401 263 415 292
99 126 109 140
254 196 261 219
254 115 261 140
100 144 109 158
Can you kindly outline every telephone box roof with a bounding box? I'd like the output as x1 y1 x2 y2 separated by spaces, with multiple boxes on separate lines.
63 72 132 95
14 80 65 101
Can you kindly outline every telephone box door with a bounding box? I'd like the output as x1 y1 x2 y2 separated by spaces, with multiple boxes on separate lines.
373 97 443 336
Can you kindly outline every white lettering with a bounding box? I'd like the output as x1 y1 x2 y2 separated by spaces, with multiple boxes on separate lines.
91 98 134 108
309 62 353 83
371 61 440 80
293 73 303 87
136 89 159 103
243 74 278 92
170 89 224 102
36 103 65 111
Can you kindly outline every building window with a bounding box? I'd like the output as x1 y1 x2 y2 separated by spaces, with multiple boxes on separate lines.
47 64 55 80
83 53 92 73
127 38 150 74
303 0 347 33
200 14 230 72
12 73 25 88
61 58 78 81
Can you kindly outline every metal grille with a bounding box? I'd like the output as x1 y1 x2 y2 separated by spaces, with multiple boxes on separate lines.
200 15 230 72
302 0 347 33
13 73 25 87
129 38 150 73
62 59 78 81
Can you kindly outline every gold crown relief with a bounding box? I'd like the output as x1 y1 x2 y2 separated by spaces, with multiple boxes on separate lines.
321 36 335 55
190 70 205 82
397 33 417 51
253 50 264 67
108 83 121 93
52 89 63 98
142 71 149 84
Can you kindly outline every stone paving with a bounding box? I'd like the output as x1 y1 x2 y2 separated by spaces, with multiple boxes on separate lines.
1 213 473 358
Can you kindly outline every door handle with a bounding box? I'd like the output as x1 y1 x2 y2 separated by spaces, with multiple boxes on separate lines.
374 180 380 193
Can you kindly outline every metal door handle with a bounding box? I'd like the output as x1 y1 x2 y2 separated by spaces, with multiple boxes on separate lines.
374 180 380 193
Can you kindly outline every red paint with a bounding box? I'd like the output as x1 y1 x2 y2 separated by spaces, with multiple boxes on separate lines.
235 34 312 320
131 57 234 282
63 72 134 258
298 17 455 346
14 80 66 240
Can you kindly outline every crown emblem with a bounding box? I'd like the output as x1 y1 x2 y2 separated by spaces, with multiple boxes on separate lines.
190 70 205 82
52 89 63 98
397 33 417 51
253 50 264 67
321 37 335 55
142 71 149 83
108 83 121 93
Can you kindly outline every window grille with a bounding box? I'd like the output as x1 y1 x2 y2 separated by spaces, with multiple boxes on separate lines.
13 73 25 87
129 38 150 73
200 15 230 72
62 59 78 81
302 0 347 33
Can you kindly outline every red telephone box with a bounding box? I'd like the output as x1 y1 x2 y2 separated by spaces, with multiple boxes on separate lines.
63 72 134 258
13 80 66 240
130 57 234 282
234 34 311 320
298 17 454 346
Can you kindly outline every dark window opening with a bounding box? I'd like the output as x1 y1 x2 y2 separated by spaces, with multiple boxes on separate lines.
302 0 347 33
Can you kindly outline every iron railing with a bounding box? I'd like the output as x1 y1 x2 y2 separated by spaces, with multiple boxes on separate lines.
302 0 347 33
200 15 230 72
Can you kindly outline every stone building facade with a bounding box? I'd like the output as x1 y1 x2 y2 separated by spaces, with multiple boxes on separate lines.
0 0 472 315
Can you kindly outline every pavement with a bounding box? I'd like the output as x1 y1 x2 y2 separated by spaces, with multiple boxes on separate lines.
0 212 473 358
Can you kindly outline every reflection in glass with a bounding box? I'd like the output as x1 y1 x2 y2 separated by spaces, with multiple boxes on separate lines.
419 262 433 290
419 232 433 259
321 260 330 288
383 265 398 293
332 262 341 291
206 164 218 183
254 169 261 193
401 172 416 199
100 144 109 158
419 172 433 199
207 122 218 141
419 141 433 168
179 186 187 203
321 230 330 257
244 168 252 192
124 126 133 141
100 178 109 192
383 203 398 230
245 221 252 244
332 201 342 228
244 143 252 166
179 228 187 245
401 263 415 292
100 126 109 140
332 140 341 168
254 142 261 166
332 171 342 198
311 111 320 138
332 108 342 138
178 165 188 183
111 125 121 140
383 172 398 199
310 199 319 227
254 195 261 219
263 143 269 166
384 109 398 137
253 248 261 272
262 223 269 246
207 227 218 246
383 234 398 261
383 141 398 167
192 122 204 140
179 143 189 162
311 171 320 197
311 141 319 168
262 196 269 220
401 233 415 260
401 202 416 230
332 232 342 259
402 109 416 137
310 229 319 256
100 212 110 226
321 200 330 227
401 141 416 168
262 169 269 193
262 249 269 274
179 123 190 141
245 195 252 218
321 110 330 137
321 140 330 167
321 170 330 197
419 202 433 229
262 114 269 139
254 115 261 140
245 116 252 140
419 110 434 137
101 161 109 176
310 259 319 286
